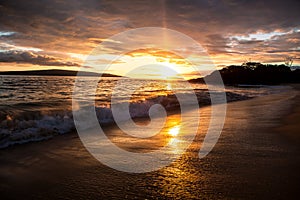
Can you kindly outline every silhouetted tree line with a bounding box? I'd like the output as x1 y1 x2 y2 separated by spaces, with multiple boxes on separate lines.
190 62 300 85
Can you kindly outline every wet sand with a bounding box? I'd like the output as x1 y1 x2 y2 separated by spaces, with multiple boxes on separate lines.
0 85 300 199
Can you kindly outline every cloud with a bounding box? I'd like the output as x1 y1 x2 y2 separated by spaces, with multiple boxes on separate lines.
205 34 231 54
0 0 299 66
237 40 264 45
0 50 80 67
0 31 15 37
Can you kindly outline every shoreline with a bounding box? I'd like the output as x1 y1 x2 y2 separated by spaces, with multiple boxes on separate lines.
274 84 300 145
0 85 299 199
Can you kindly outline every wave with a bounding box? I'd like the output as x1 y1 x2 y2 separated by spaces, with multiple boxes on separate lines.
0 91 251 149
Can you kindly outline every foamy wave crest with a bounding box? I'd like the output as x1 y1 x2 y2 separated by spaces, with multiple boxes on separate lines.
0 111 74 149
0 98 170 148
0 91 251 149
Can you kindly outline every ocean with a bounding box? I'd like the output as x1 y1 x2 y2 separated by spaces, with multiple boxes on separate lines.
0 75 289 148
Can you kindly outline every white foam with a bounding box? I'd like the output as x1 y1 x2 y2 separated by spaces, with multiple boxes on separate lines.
0 90 253 149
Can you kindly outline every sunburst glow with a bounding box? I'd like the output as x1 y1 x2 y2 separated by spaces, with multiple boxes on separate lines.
168 125 180 137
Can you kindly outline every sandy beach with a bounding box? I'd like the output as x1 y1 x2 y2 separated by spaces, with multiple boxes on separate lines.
1 0 300 199
0 85 299 199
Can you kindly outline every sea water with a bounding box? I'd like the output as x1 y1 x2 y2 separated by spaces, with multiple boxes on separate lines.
0 75 288 148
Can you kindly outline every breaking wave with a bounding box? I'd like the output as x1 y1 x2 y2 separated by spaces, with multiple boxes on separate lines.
0 90 251 149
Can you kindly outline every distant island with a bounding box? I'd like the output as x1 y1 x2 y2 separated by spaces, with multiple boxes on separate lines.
0 69 122 77
190 62 300 85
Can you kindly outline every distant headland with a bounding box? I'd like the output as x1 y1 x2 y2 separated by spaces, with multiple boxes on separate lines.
0 69 122 77
189 62 300 85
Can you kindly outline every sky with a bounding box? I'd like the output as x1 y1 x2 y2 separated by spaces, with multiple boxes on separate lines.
0 0 299 78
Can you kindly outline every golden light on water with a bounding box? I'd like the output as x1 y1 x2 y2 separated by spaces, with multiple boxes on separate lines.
166 83 172 90
166 124 184 155
168 125 180 137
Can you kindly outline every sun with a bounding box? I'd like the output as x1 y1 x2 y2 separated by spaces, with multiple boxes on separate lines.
168 125 180 137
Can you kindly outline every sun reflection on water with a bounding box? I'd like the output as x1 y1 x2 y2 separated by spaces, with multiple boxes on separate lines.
168 125 180 137
149 113 204 199
166 122 189 157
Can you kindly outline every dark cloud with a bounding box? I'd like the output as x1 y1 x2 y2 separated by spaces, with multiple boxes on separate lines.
237 40 264 45
205 34 231 54
0 50 80 67
0 0 299 65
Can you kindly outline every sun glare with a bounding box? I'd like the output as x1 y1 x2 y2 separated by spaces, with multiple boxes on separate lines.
168 125 180 137
107 48 195 80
